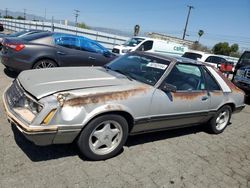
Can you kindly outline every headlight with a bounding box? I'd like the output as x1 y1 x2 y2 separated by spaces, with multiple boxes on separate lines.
23 97 43 115
236 69 245 77
122 49 131 53
12 95 43 122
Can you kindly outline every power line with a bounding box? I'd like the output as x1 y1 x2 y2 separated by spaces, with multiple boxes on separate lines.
182 5 194 40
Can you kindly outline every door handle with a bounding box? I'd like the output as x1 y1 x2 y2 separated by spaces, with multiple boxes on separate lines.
88 56 96 60
57 51 66 55
201 96 209 101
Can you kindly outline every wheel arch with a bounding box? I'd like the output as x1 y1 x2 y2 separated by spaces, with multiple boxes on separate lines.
218 102 235 112
82 110 135 133
32 57 59 68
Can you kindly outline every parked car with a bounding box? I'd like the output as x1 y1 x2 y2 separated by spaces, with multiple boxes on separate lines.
0 29 45 50
3 52 245 160
0 23 4 32
182 50 228 69
1 32 116 72
112 37 188 56
232 51 250 95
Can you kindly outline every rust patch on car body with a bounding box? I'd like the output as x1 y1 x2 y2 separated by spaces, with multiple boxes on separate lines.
105 104 123 110
216 70 244 94
210 91 223 96
172 91 206 100
64 87 148 107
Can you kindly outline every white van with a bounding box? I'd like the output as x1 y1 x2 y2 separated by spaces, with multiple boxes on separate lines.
112 37 188 56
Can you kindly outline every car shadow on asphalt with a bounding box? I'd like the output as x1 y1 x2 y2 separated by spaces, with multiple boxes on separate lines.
4 68 19 78
11 122 209 162
11 124 78 162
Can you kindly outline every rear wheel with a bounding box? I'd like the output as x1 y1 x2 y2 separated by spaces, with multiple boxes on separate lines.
33 59 57 69
77 114 128 160
208 105 232 134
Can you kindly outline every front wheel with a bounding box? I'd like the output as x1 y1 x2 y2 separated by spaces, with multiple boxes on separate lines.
208 105 232 134
77 114 129 160
33 59 57 69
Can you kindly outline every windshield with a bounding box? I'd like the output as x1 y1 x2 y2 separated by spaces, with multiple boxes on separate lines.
105 53 170 86
182 52 202 60
8 30 28 37
123 38 145 47
239 51 250 65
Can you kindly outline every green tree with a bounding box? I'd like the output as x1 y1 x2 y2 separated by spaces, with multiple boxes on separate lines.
212 42 239 56
190 41 211 52
3 15 14 19
77 22 90 29
17 16 25 20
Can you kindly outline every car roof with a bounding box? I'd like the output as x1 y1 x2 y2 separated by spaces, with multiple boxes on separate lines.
134 51 202 65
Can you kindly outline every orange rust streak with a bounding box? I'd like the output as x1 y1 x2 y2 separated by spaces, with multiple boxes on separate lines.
210 91 223 96
172 91 206 100
65 87 148 107
215 69 243 93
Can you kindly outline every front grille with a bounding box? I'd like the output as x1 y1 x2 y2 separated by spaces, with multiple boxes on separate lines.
112 48 120 54
246 69 250 79
6 80 24 107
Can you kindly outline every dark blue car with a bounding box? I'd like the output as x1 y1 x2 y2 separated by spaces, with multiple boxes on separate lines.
1 32 116 72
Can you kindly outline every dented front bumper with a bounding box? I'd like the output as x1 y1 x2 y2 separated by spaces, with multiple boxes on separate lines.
3 91 80 146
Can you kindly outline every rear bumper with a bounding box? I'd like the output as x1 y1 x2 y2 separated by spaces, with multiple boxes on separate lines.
1 54 33 71
3 90 80 145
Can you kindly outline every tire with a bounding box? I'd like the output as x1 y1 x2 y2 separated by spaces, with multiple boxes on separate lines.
77 114 129 160
33 59 57 69
208 105 232 134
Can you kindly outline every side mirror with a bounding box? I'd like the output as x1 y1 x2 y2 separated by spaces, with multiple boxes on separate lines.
160 83 177 93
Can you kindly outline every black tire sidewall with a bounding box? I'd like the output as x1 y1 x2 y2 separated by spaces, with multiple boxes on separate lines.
210 105 232 134
77 114 129 161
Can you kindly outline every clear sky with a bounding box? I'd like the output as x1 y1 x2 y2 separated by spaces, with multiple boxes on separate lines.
1 0 250 50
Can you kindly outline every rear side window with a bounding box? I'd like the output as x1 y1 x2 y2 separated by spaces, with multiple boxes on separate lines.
182 52 202 60
203 68 221 91
55 36 81 50
205 56 226 64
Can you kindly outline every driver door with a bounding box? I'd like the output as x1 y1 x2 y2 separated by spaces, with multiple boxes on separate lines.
148 63 210 130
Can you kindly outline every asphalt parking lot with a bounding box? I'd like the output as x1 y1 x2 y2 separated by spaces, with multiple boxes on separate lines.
0 63 249 188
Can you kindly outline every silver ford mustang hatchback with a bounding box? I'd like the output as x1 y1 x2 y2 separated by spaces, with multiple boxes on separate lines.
3 52 245 160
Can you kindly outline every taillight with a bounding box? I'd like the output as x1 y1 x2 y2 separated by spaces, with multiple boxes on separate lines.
4 43 25 51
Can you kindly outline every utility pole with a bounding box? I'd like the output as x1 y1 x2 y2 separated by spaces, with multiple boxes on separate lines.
182 5 194 40
23 9 26 20
74 9 80 27
5 8 8 17
44 8 47 20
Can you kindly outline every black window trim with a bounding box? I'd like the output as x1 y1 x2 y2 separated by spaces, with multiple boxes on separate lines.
201 66 222 92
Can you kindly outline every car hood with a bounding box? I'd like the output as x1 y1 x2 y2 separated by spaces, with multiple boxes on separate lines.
18 67 135 99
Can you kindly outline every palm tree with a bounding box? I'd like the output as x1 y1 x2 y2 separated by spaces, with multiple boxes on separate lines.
134 25 140 36
198 30 204 42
